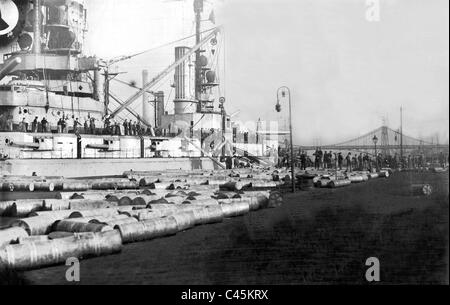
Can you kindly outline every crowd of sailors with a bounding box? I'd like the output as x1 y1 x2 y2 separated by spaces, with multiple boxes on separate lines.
0 115 156 136
278 147 448 171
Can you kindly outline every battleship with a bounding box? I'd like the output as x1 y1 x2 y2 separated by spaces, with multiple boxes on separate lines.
0 0 278 177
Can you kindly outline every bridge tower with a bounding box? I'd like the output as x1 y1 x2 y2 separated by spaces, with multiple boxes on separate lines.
381 126 390 156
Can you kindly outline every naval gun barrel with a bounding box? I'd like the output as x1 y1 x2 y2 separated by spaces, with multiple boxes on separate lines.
5 138 40 150
86 144 110 150
0 58 22 81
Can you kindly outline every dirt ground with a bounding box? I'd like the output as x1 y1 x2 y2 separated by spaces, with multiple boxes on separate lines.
10 171 450 285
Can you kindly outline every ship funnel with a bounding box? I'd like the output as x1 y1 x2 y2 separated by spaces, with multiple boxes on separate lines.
0 57 22 81
174 46 190 100
174 46 196 114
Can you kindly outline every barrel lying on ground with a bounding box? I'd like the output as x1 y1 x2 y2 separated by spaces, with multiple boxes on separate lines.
62 182 90 192
0 230 123 270
0 227 29 249
220 202 250 217
54 220 113 233
191 206 224 225
12 214 68 236
69 208 120 219
171 211 197 231
329 179 352 188
69 200 118 210
116 217 178 243
0 200 45 217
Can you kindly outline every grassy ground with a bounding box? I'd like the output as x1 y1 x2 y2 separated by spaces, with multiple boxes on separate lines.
3 171 448 285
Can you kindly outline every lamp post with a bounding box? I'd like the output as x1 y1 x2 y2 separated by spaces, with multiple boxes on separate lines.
276 86 295 193
373 135 378 172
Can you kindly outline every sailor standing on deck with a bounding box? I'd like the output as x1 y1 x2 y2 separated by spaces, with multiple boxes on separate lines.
131 121 137 136
128 120 133 136
41 117 48 132
62 118 67 133
73 118 81 134
20 118 27 132
32 117 38 133
83 119 88 134
136 121 142 135
123 119 129 136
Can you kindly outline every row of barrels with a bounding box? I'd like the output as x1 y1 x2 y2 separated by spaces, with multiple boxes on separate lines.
312 170 391 189
0 188 283 270
1 177 139 193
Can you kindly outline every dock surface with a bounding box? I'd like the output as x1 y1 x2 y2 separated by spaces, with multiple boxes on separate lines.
15 171 450 285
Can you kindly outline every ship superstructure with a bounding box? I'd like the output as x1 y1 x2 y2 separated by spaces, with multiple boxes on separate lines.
0 0 278 177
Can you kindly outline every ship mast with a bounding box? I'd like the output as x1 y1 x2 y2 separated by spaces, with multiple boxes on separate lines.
33 0 41 55
194 0 203 105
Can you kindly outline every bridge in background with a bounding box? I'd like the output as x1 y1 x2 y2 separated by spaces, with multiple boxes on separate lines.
294 126 449 156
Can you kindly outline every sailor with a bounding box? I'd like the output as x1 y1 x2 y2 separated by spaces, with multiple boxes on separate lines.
346 153 352 172
19 118 27 132
84 119 89 134
32 117 38 133
300 151 307 170
317 148 322 169
313 148 320 170
6 115 13 131
128 120 133 136
131 121 137 136
114 121 120 135
41 117 48 132
61 118 67 133
123 119 129 136
136 121 141 135
57 118 62 133
323 151 328 169
104 116 111 134
358 153 363 170
90 118 96 135
73 118 81 134
338 152 343 170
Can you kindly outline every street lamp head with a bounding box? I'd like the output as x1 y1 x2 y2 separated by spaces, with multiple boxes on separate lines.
373 135 378 144
275 102 281 113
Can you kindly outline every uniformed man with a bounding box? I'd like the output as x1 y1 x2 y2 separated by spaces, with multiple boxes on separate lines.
41 117 48 132
73 118 81 134
128 120 133 136
32 117 38 133
338 152 343 170
346 153 352 172
123 119 128 136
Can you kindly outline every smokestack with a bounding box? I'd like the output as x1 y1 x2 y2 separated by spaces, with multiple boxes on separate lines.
174 47 196 114
174 47 190 100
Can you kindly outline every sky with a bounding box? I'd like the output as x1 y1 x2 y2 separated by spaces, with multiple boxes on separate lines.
84 0 449 145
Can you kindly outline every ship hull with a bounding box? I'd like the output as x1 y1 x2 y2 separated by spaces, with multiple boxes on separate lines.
0 157 217 178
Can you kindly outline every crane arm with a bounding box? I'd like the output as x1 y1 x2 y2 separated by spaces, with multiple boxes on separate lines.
110 27 221 118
